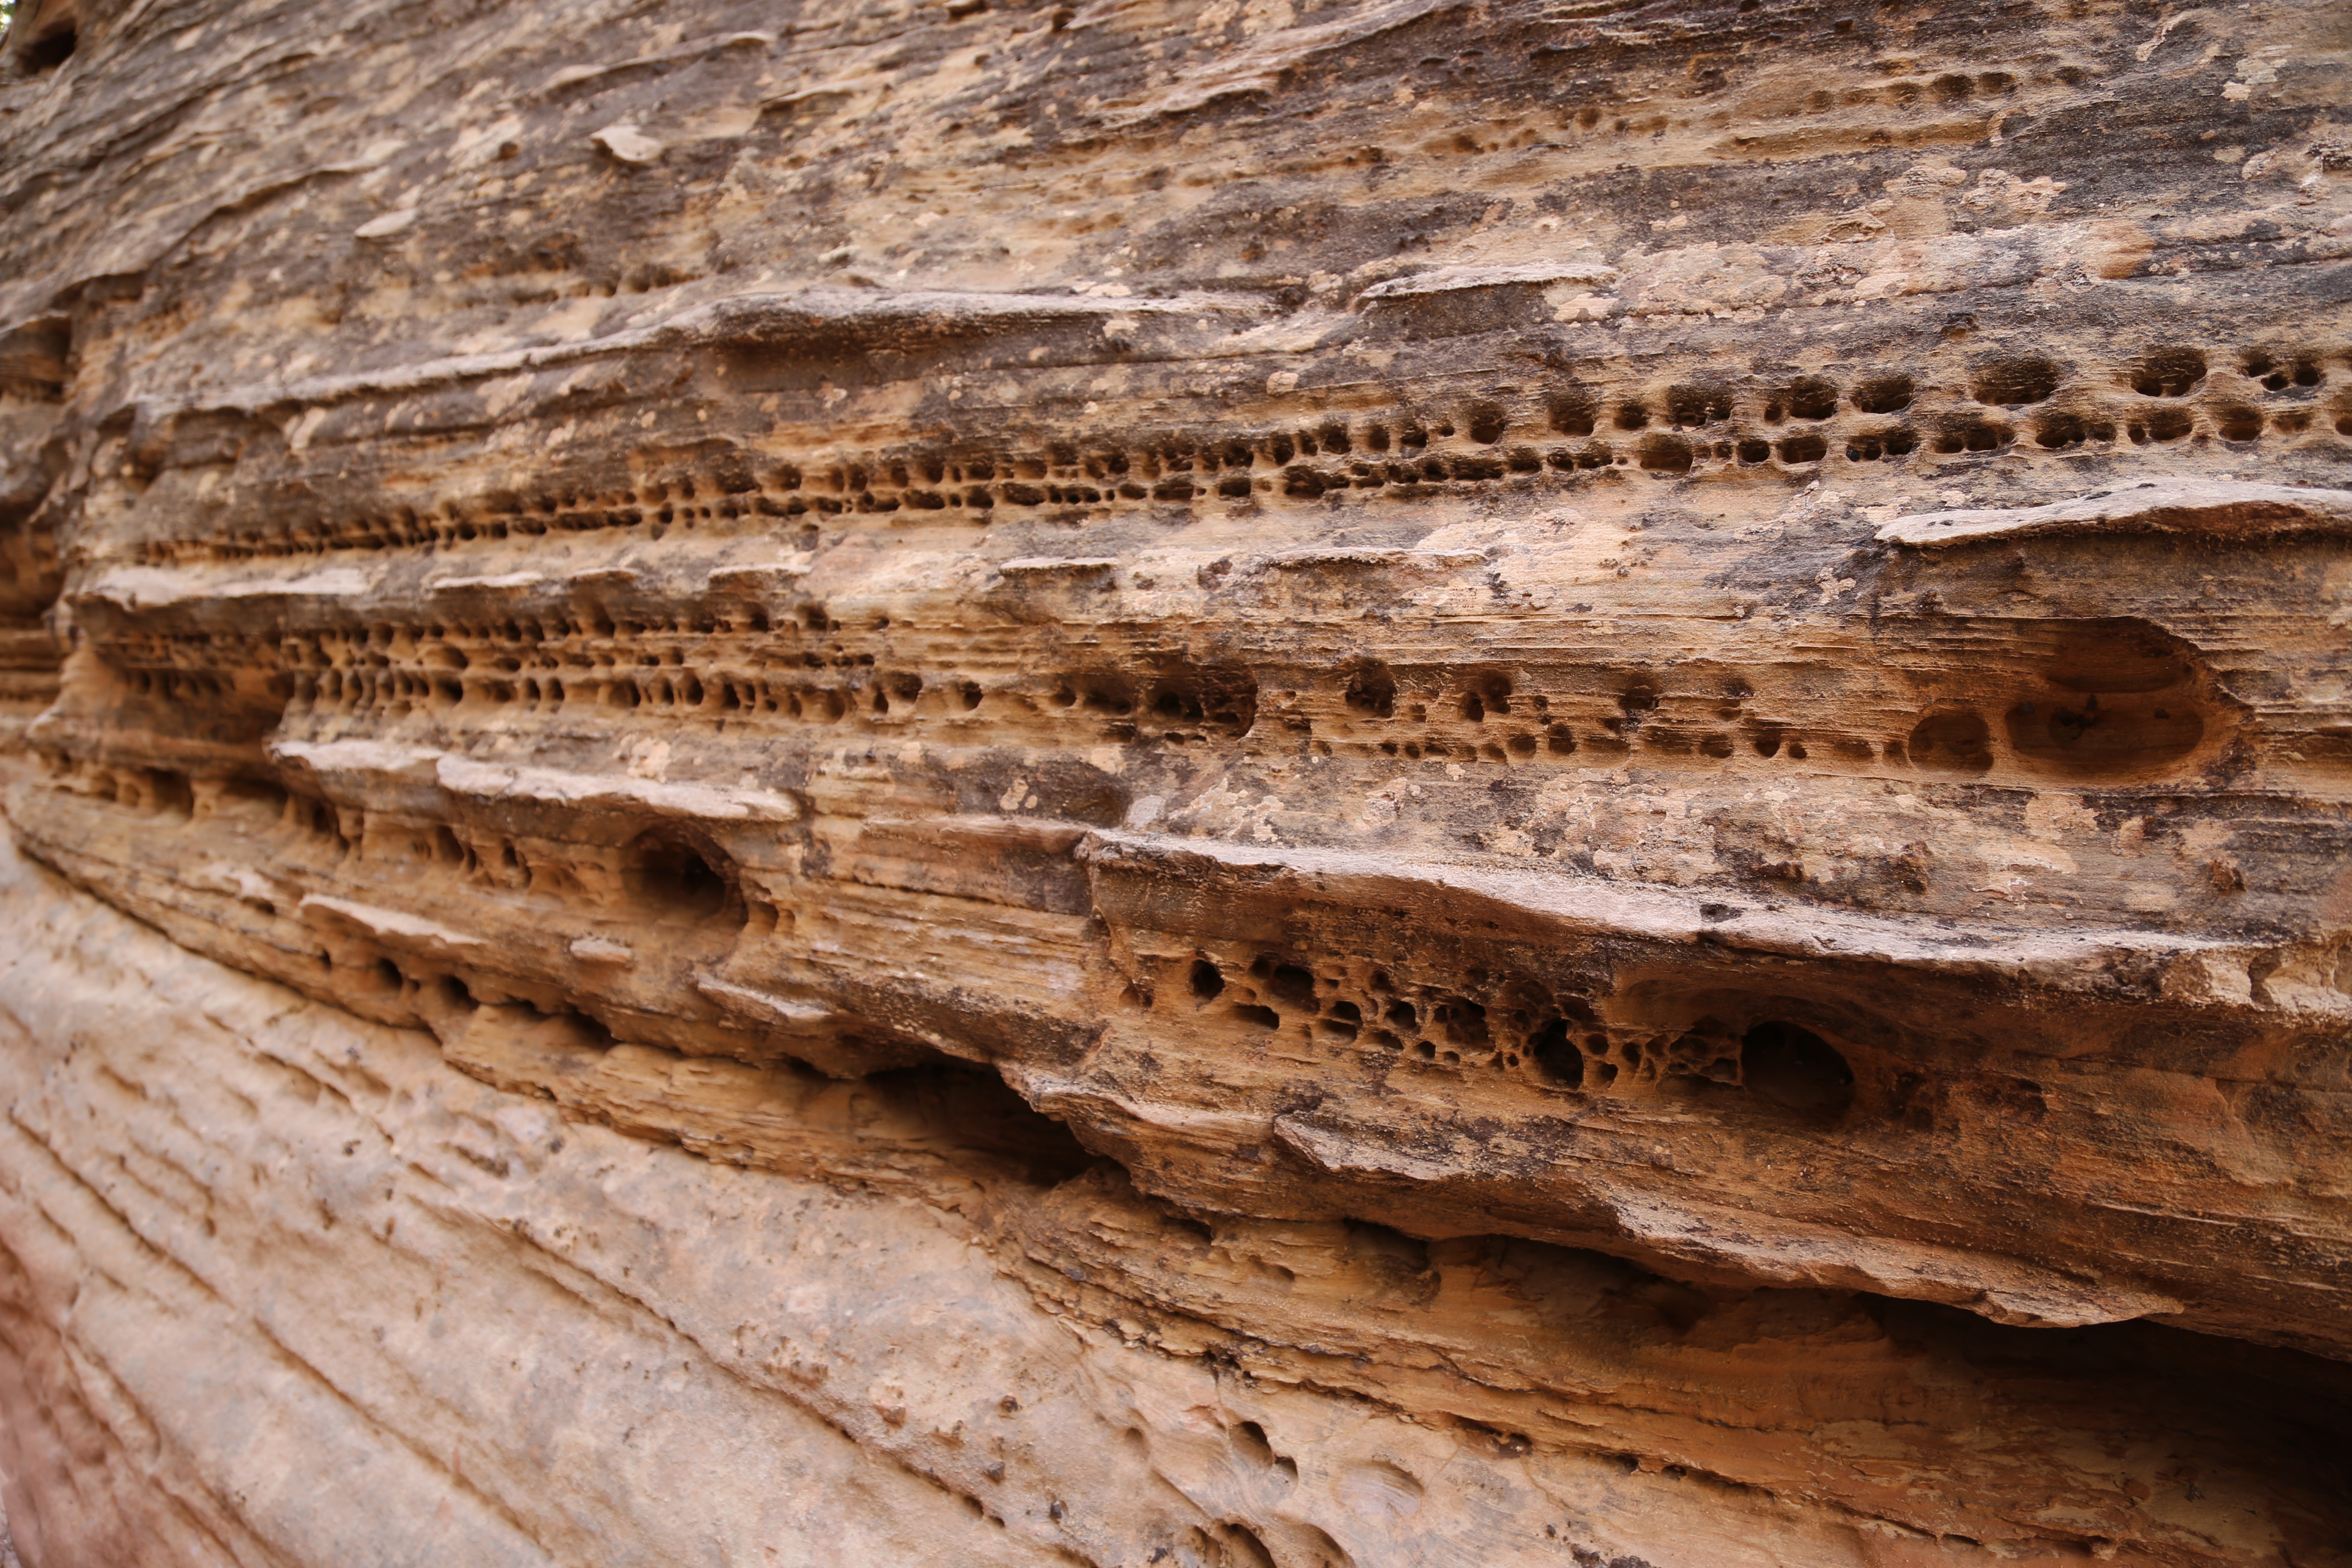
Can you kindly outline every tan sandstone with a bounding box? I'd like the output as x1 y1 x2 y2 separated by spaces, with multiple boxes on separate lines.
0 0 2349 1561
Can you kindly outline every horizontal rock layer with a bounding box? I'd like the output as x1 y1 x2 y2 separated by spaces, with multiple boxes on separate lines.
6 813 2352 1567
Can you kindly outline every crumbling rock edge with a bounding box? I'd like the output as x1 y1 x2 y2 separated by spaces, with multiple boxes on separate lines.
1877 479 2352 548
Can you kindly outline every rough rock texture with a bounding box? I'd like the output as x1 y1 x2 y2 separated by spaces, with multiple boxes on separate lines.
1 0 2349 1562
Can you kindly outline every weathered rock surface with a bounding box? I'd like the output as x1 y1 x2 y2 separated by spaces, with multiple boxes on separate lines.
1 0 2349 1560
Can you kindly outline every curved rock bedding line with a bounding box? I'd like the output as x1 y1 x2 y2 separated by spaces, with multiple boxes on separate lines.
10 632 2349 1356
2 0 2349 1559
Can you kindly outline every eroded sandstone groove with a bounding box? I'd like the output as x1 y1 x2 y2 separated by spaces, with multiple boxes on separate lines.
0 0 2349 1562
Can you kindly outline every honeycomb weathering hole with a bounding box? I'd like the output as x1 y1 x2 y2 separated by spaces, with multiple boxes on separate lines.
1253 956 1317 1010
2034 412 2113 450
1664 382 1733 428
2215 405 2264 442
1344 660 1397 719
2006 696 2206 775
2129 407 2193 444
1740 1023 1855 1116
1530 1017 1584 1088
1543 395 1599 444
1638 434 1693 473
1934 416 2009 453
1970 356 2063 407
1907 710 1992 774
2131 347 2206 398
2241 348 2324 391
1785 377 1839 420
1140 661 1256 740
1852 374 1914 414
623 834 737 923
1461 668 1514 721
2004 621 2211 776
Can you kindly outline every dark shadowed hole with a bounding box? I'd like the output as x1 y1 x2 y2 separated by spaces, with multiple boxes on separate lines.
862 1063 1095 1186
1232 1004 1281 1030
1233 1421 1277 1466
1081 677 1136 716
1935 417 2010 453
2035 413 2089 449
2132 347 2205 398
1664 382 1733 427
1530 1018 1584 1088
1191 959 1225 1000
1222 1522 1278 1568
1266 963 1317 1009
2215 405 2264 441
1786 377 1838 420
1742 1022 1855 1115
1435 998 1489 1048
1853 374 1914 414
625 835 733 921
1344 659 1396 718
1548 389 1596 436
1638 434 1693 473
23 25 77 72
569 1012 619 1050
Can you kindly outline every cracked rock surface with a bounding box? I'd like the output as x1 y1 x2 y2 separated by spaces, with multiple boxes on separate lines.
0 0 2349 1562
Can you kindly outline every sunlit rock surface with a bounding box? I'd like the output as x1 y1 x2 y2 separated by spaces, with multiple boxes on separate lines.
1 0 2349 1561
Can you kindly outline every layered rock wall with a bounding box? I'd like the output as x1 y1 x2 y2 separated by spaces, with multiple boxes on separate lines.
0 0 2349 1562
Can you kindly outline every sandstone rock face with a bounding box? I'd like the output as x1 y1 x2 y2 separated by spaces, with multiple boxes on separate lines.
1 0 2349 1562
